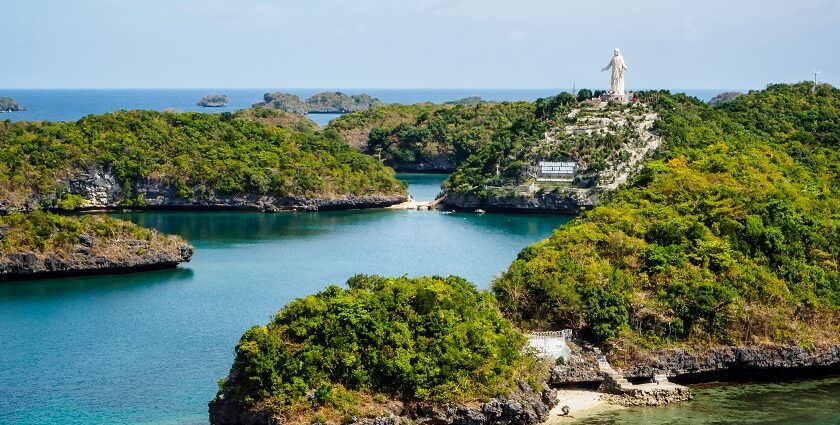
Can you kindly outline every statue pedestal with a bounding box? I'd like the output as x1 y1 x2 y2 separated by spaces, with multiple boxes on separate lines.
599 92 634 104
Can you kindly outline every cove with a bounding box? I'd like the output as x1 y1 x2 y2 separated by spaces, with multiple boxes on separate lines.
0 174 570 425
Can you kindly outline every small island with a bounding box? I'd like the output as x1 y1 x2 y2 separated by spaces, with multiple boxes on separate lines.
253 92 308 114
305 91 382 113
197 94 228 107
210 275 556 425
0 211 192 279
253 91 382 115
0 96 26 112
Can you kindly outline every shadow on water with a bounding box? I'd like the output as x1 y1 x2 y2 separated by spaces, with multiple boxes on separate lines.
104 209 398 244
0 267 194 299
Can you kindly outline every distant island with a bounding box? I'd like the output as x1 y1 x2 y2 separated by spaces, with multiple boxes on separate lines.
197 94 228 107
253 91 382 114
0 97 25 112
443 95 489 105
707 90 742 106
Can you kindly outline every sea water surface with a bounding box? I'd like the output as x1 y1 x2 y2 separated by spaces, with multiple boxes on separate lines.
0 174 572 424
0 88 731 126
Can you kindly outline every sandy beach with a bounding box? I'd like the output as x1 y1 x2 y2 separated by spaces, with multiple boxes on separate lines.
546 387 622 423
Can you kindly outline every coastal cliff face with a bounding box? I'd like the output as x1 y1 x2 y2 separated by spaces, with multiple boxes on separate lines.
443 189 597 213
1 167 407 212
0 213 193 279
621 345 840 381
209 376 557 425
551 343 840 385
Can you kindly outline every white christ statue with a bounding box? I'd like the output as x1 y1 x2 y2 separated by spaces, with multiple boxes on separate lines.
601 48 628 95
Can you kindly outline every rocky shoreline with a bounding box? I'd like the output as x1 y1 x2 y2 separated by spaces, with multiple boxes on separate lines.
1 168 408 213
442 189 597 213
0 230 193 280
552 340 840 386
209 375 557 425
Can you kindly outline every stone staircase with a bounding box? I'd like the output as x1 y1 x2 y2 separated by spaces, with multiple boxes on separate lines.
592 347 632 391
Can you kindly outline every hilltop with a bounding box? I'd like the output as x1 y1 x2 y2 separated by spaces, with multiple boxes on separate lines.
492 83 840 356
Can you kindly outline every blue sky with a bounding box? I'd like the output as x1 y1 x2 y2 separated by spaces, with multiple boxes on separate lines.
1 0 838 89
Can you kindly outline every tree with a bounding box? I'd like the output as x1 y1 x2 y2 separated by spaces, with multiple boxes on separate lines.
577 88 593 102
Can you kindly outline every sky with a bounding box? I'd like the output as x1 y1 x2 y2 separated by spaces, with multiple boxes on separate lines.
1 0 838 89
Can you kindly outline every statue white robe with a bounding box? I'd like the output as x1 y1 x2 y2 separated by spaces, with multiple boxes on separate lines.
602 49 628 95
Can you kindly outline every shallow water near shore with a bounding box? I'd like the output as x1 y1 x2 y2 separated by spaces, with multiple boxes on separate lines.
570 377 840 425
0 174 571 424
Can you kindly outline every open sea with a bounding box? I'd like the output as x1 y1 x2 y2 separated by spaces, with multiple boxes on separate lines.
0 88 729 126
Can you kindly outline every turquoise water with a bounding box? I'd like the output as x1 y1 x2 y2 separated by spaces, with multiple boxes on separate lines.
576 377 840 425
0 174 572 424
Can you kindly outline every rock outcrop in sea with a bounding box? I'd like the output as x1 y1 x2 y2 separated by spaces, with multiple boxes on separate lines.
198 94 228 107
0 96 26 112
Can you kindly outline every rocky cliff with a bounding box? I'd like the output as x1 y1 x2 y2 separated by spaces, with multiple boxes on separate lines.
0 96 25 112
552 342 840 385
209 374 557 425
1 167 408 213
621 344 840 382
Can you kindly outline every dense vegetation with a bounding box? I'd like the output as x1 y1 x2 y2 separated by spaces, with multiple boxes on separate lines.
254 92 308 114
215 275 539 422
492 83 840 350
253 92 382 115
0 110 405 209
327 101 542 171
0 211 182 254
305 92 382 113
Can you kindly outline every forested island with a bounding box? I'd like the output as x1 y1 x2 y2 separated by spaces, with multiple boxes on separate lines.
0 96 26 112
210 275 556 425
253 91 383 115
198 94 229 107
0 211 192 278
0 110 407 212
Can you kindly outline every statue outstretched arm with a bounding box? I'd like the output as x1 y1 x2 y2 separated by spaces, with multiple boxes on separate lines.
601 58 613 72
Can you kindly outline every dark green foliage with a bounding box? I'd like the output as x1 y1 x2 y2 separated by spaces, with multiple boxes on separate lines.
0 110 405 208
222 275 533 416
577 89 593 102
329 102 538 171
493 83 840 347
